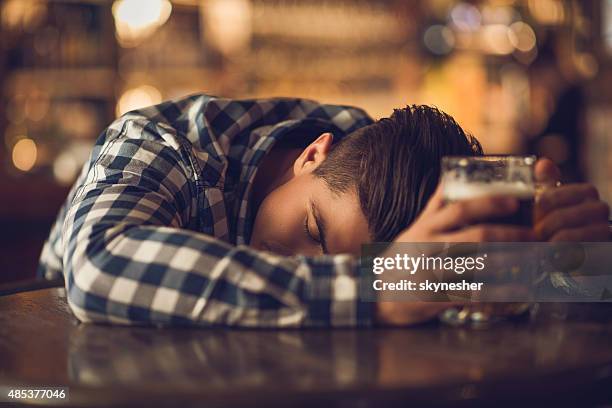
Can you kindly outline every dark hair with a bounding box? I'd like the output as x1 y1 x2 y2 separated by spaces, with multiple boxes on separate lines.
313 105 483 242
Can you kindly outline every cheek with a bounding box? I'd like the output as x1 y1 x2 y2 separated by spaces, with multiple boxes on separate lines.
250 180 307 252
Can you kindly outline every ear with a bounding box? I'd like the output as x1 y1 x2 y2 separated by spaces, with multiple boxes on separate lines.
293 132 334 176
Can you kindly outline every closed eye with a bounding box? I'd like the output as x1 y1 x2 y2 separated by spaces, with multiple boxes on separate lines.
303 216 320 244
306 199 329 254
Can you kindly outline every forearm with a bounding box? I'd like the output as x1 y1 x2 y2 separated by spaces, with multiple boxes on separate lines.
64 223 373 328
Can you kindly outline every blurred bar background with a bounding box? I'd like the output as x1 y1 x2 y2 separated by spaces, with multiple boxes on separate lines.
0 0 610 284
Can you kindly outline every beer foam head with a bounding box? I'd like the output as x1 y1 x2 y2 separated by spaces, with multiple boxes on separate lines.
443 182 534 201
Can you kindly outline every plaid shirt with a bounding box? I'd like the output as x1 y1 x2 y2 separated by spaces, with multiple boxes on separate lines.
38 94 375 327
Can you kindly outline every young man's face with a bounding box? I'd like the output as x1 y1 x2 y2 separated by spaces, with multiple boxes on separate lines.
249 133 371 257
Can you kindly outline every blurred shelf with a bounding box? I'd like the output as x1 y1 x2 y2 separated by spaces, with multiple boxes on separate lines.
4 68 117 98
2 64 228 106
33 0 110 3
31 0 199 6
119 67 221 82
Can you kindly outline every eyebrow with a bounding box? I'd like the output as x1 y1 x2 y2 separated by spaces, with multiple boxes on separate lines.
310 200 329 255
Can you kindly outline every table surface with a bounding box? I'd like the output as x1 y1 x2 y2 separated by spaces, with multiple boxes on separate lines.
2 289 612 407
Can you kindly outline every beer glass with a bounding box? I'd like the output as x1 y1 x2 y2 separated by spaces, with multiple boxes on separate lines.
439 155 536 326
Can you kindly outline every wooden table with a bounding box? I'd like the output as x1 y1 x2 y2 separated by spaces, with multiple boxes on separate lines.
1 289 612 407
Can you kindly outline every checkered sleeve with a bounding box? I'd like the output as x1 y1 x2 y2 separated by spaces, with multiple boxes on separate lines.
62 133 374 328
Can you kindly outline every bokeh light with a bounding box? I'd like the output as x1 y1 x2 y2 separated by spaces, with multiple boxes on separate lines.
575 53 599 79
509 22 537 52
112 0 171 47
53 152 79 185
528 0 565 25
12 138 38 172
481 5 518 26
1 0 46 31
116 85 162 116
481 24 514 55
449 3 481 32
52 142 91 185
424 25 456 56
202 0 252 56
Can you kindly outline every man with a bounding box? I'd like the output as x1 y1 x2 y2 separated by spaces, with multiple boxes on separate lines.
38 94 610 327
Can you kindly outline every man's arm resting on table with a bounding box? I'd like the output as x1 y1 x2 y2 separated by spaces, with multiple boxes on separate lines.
62 136 372 328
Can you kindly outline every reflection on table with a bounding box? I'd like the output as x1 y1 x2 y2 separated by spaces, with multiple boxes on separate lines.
1 289 612 407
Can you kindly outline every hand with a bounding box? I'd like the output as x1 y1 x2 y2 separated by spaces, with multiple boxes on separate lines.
534 158 610 242
376 179 535 327
392 182 535 243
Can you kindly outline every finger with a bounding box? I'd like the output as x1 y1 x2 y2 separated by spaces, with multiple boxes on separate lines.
422 182 446 215
535 201 610 241
429 195 518 232
444 224 535 242
537 183 600 215
535 157 561 185
550 223 611 242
